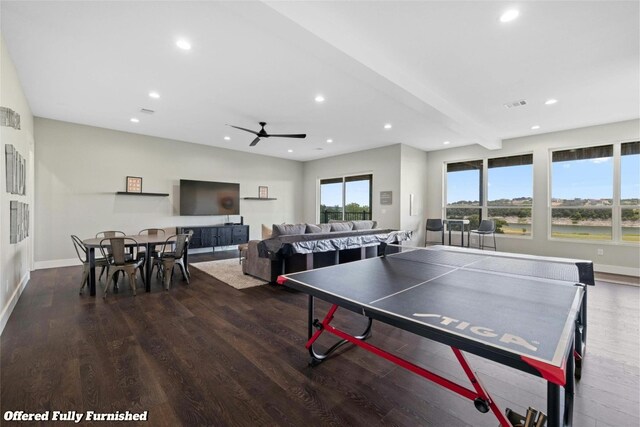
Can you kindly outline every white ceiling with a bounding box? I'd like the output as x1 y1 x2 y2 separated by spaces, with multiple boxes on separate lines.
2 1 638 161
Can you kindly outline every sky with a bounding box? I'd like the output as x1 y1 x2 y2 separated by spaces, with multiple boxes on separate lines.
447 154 640 203
321 180 370 207
554 155 639 200
447 164 533 203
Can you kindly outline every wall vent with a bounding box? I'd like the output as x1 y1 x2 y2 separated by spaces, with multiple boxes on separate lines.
503 100 527 109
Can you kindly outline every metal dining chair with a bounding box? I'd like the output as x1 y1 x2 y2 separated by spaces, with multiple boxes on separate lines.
137 228 166 261
95 230 126 280
71 235 110 295
153 233 191 290
470 219 497 250
425 219 445 246
98 237 145 298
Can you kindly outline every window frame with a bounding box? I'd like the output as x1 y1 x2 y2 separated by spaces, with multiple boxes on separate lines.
620 140 640 245
318 173 373 223
443 152 534 239
547 140 638 245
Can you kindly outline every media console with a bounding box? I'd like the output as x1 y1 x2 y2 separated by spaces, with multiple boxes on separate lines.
177 224 249 252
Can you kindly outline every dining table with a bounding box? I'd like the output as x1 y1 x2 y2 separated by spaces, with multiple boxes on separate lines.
82 234 186 296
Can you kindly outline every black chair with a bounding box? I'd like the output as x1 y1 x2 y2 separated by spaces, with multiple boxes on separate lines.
425 219 445 246
470 220 497 250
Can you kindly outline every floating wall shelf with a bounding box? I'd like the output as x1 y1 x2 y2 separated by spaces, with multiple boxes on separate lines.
242 197 277 201
116 191 169 197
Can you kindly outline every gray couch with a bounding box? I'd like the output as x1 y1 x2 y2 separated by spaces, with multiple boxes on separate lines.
242 221 412 283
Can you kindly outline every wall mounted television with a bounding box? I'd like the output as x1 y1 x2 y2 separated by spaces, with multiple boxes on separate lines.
180 179 240 216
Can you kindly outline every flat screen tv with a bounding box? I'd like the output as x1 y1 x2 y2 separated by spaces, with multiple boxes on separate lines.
180 180 240 216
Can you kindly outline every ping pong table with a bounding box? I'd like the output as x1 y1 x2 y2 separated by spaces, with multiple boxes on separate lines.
277 244 594 427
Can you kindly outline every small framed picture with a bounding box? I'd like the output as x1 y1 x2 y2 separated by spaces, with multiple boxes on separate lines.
126 176 142 193
258 186 268 199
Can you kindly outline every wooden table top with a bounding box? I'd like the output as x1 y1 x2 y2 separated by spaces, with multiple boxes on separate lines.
83 234 176 248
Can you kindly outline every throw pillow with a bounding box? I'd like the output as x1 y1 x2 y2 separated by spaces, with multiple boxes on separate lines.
352 220 375 230
271 223 306 237
306 223 331 233
305 223 322 233
330 222 353 232
261 224 273 240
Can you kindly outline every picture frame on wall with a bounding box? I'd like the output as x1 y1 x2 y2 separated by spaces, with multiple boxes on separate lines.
258 186 269 199
126 176 143 193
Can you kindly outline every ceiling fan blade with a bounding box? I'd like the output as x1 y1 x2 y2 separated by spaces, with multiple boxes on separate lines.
267 134 307 139
227 124 259 135
250 137 261 146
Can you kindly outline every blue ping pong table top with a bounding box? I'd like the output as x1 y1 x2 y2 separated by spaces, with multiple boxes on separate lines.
280 246 585 369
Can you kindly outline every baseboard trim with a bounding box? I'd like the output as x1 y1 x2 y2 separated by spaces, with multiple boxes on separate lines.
594 263 640 279
34 258 80 270
0 271 30 336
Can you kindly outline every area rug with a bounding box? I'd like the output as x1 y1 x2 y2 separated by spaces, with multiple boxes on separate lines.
190 259 267 289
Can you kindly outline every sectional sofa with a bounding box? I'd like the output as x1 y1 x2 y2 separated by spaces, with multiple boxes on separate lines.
242 221 412 283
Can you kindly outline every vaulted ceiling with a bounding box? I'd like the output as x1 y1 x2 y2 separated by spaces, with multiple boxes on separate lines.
2 1 638 160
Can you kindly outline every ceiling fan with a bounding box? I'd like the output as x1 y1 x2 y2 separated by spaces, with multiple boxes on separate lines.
227 122 306 146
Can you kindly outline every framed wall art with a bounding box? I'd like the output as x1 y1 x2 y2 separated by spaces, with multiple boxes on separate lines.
258 186 269 199
126 176 143 193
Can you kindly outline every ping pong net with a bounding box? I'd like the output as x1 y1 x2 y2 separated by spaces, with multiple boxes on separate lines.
381 243 594 286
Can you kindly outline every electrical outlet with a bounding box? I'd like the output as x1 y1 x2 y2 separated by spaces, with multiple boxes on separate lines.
597 248 604 256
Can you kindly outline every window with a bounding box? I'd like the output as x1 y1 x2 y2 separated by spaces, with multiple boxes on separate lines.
621 141 640 242
551 145 613 240
446 156 533 235
319 174 372 223
446 161 482 229
487 154 533 236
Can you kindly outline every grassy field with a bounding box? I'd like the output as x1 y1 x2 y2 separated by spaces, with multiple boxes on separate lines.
550 232 640 242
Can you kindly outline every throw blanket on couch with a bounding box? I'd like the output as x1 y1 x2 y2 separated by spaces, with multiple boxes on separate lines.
258 229 413 259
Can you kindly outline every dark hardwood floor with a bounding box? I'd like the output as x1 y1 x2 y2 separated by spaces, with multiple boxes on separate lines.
2 249 639 426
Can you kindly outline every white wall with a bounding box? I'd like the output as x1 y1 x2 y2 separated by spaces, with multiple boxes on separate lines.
302 144 402 229
426 119 640 276
1 36 34 333
34 118 304 267
400 144 428 245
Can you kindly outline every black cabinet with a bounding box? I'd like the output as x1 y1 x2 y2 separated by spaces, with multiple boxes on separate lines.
177 225 249 251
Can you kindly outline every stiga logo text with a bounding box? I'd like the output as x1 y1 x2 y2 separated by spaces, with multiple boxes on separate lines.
412 313 539 352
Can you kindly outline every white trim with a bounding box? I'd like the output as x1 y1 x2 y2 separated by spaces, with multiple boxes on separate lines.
34 258 79 270
594 263 640 279
0 271 30 335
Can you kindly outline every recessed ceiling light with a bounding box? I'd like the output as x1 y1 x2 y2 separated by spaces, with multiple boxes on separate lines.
384 123 392 130
149 91 160 99
315 95 325 103
176 39 191 50
443 141 451 145
326 139 333 143
224 136 230 141
545 99 558 105
130 118 139 123
500 9 519 23
531 125 540 130
287 149 293 153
